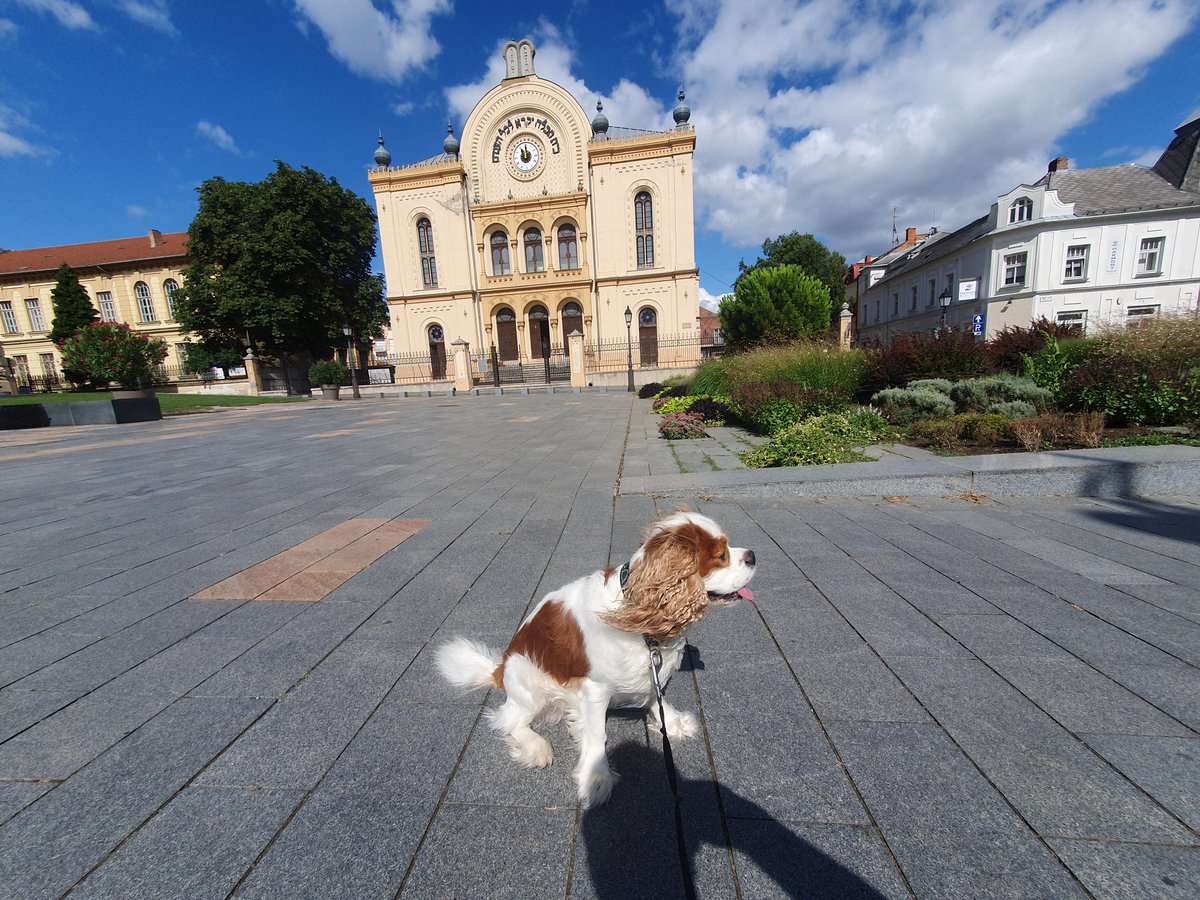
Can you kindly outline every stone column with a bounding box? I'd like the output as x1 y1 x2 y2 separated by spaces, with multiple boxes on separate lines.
243 349 262 396
568 330 585 389
451 339 472 393
838 302 853 350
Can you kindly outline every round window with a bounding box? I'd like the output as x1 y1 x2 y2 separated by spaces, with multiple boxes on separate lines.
639 308 657 327
429 324 444 342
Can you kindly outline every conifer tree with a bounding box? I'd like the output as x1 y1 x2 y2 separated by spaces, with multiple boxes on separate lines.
49 263 99 345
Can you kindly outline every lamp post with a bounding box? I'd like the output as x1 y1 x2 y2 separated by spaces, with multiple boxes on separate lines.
342 322 361 399
938 288 953 334
624 306 634 392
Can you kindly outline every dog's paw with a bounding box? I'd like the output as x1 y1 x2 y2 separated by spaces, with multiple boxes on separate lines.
576 766 618 809
510 734 554 768
665 709 699 740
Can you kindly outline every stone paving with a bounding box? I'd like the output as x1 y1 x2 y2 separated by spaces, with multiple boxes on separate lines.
0 392 1198 898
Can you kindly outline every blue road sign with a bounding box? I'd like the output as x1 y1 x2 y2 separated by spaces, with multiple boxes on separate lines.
972 314 985 335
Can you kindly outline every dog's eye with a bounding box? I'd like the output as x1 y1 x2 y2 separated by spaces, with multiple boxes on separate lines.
719 550 728 562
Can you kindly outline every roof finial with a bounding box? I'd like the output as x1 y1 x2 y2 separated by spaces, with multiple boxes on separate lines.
591 100 609 138
673 86 691 127
443 122 460 158
373 131 392 167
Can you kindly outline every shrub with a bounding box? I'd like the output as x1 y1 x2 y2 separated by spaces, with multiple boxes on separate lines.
861 329 990 396
1023 335 1096 400
638 382 663 399
870 387 955 423
741 411 891 468
909 418 963 449
658 411 708 439
654 383 690 400
686 396 733 426
688 359 733 396
1006 413 1104 450
654 396 697 415
988 400 1038 419
948 380 987 411
987 317 1079 373
1061 412 1106 448
907 378 953 395
950 374 1053 413
1058 352 1199 426
308 359 349 386
950 412 1009 443
1008 417 1047 452
59 322 168 389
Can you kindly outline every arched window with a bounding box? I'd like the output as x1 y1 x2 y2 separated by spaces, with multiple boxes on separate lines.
163 278 179 319
524 227 545 273
1008 197 1032 224
417 218 437 287
635 191 654 268
134 281 156 322
561 301 583 338
491 231 511 276
558 224 579 270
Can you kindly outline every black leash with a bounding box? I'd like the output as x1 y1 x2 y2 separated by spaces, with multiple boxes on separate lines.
645 636 699 900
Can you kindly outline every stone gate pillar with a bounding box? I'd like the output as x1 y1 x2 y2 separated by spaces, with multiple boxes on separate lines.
243 349 262 396
838 303 853 350
451 339 472 393
568 330 585 389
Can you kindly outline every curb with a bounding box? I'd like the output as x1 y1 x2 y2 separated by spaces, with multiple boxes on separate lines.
620 444 1200 498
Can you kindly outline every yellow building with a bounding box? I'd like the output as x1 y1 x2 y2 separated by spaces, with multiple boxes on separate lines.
0 230 189 388
368 39 700 384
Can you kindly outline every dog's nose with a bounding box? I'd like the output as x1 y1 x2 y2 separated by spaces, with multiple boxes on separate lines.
745 550 756 566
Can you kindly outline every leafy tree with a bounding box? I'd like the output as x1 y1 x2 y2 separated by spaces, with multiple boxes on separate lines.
179 340 246 375
49 263 99 346
718 265 831 351
175 161 387 361
737 232 847 325
60 322 167 389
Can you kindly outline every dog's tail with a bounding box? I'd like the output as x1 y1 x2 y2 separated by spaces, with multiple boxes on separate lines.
435 637 502 692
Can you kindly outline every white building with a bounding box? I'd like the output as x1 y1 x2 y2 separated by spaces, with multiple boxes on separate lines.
368 39 700 382
856 113 1200 342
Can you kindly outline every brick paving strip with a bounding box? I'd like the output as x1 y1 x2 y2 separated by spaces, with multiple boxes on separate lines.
190 518 430 601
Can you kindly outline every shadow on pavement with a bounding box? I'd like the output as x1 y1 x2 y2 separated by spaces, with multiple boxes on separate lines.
580 741 889 899
1083 496 1200 545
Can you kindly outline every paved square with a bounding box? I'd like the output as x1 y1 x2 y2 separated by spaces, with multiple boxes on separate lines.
0 393 1197 898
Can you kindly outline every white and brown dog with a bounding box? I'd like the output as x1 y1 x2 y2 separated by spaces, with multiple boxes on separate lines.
436 511 756 808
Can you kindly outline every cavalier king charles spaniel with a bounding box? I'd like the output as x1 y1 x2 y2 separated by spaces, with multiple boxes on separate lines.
436 511 756 808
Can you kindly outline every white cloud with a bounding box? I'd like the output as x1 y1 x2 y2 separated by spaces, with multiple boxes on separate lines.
126 204 150 218
118 0 177 35
0 103 47 158
292 0 451 83
14 0 96 30
392 100 414 117
0 18 18 38
196 120 241 154
669 0 1197 261
698 287 727 311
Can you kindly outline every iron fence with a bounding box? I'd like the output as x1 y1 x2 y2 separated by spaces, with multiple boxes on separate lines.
583 333 702 373
371 350 453 385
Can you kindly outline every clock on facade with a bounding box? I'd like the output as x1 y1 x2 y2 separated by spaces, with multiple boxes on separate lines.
512 140 540 172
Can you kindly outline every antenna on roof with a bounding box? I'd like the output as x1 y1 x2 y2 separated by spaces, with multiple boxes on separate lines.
891 206 898 246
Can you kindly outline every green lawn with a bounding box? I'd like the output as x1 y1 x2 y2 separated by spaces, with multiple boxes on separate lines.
0 391 305 414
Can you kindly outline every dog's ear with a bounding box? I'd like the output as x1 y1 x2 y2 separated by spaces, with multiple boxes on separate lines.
603 524 707 639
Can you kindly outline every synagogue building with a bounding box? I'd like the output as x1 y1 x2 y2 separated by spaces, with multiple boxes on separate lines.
368 39 701 382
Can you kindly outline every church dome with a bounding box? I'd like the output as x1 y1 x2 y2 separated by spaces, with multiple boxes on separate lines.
373 133 392 167
673 88 691 126
443 122 460 158
591 101 609 137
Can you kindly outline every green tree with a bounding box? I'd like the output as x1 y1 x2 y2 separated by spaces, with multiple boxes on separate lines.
175 161 386 361
60 322 167 389
719 264 831 351
49 263 99 346
737 232 847 325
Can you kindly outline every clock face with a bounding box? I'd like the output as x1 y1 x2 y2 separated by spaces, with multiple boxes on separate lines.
513 140 540 172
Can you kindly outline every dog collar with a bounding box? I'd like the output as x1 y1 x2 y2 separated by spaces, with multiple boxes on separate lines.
619 561 630 587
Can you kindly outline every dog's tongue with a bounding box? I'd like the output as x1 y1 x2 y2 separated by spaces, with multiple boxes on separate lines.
737 587 755 603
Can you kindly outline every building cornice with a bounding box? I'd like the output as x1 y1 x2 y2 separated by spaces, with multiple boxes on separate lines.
368 159 466 193
587 127 695 164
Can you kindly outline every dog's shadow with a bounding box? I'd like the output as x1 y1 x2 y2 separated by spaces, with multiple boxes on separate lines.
578 740 891 899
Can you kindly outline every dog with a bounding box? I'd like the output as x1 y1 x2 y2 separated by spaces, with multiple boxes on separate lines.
436 511 756 808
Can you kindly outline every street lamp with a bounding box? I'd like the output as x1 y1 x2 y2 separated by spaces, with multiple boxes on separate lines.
938 287 953 334
624 306 634 392
342 322 361 399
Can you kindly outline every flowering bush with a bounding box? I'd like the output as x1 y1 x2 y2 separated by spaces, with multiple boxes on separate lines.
60 322 167 389
658 411 708 439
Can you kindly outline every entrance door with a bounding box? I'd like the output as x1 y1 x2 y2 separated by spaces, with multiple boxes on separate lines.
529 305 550 360
638 307 658 367
496 308 519 361
428 324 446 379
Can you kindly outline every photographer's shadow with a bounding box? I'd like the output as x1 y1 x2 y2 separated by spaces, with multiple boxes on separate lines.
577 738 893 898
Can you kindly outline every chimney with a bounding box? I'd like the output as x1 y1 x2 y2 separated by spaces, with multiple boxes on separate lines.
148 229 162 248
905 227 917 243
864 255 873 265
1047 157 1069 174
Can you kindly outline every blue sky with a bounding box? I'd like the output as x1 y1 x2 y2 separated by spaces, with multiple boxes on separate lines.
2 0 1198 309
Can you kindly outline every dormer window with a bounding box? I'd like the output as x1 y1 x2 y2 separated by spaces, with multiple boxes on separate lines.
1008 197 1033 224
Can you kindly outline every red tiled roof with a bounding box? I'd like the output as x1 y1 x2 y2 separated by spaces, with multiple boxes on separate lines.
0 231 188 277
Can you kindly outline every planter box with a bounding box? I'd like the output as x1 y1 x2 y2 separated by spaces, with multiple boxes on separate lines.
0 396 162 430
